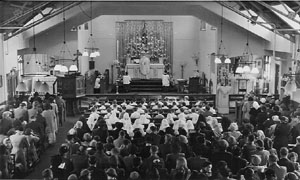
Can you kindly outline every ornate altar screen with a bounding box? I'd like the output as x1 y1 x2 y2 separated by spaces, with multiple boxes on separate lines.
116 20 173 75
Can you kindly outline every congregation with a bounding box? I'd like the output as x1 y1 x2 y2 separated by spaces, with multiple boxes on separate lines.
1 93 300 180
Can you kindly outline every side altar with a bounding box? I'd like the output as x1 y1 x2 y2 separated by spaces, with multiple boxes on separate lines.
127 63 164 79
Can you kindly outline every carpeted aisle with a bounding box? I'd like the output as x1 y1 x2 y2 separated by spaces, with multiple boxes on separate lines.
25 116 79 179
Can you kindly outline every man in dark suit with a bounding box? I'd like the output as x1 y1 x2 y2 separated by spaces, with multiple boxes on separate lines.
141 145 165 172
187 153 209 171
211 139 233 171
88 156 107 180
292 136 300 163
291 115 300 144
278 147 295 172
139 136 153 159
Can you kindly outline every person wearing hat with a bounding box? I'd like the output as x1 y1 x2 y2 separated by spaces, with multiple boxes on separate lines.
139 51 150 79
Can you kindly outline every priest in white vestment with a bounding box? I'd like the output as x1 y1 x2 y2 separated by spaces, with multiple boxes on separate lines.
139 51 150 79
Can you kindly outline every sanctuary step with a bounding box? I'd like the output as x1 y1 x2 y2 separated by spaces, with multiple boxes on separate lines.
130 78 162 92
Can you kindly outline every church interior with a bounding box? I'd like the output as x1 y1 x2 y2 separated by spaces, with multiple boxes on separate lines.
2 1 300 179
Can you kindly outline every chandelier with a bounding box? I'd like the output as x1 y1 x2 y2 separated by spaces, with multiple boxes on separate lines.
215 6 231 64
235 21 259 74
82 1 100 58
54 3 77 73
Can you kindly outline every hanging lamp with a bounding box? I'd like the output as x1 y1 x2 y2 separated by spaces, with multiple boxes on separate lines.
242 21 254 63
69 64 78 71
243 65 251 73
235 66 244 74
56 2 74 73
16 81 28 92
33 79 42 91
215 6 230 64
83 1 100 58
38 82 49 93
25 3 40 70
54 64 62 71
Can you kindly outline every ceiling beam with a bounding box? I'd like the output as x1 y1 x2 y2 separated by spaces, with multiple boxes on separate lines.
5 2 81 40
257 1 300 25
218 1 293 42
0 2 51 27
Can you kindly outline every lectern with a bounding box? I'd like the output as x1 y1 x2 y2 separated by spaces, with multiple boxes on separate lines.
57 75 85 116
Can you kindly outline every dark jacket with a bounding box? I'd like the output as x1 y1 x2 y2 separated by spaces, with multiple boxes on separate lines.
274 123 292 149
278 157 295 172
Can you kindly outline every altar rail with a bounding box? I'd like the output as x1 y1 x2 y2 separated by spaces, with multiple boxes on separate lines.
82 93 215 111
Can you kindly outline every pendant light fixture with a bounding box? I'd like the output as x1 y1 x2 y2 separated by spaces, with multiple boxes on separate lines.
83 1 100 58
16 81 28 92
26 3 39 69
236 20 259 74
33 79 42 91
38 82 50 93
215 6 231 64
55 2 74 73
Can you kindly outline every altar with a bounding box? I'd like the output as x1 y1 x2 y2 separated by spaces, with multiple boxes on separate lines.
127 63 164 79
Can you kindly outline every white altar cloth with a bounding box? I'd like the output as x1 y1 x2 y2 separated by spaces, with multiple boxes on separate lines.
126 64 164 79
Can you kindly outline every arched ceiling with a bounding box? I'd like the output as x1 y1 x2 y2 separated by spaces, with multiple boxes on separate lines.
1 1 300 42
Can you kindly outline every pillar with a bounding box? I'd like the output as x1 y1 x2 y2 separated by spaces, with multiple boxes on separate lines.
0 34 6 103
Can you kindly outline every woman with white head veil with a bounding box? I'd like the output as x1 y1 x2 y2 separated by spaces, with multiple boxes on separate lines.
173 115 187 134
186 120 194 132
121 112 131 125
138 114 150 125
159 119 170 132
146 123 156 134
165 113 175 124
122 113 134 137
206 116 223 137
132 118 146 136
106 111 120 130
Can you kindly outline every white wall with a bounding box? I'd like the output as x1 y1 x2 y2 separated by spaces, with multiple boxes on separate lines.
28 23 78 68
78 15 211 81
0 34 5 103
78 15 270 84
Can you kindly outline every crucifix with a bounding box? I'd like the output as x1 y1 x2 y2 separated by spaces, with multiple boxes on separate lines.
73 50 82 72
